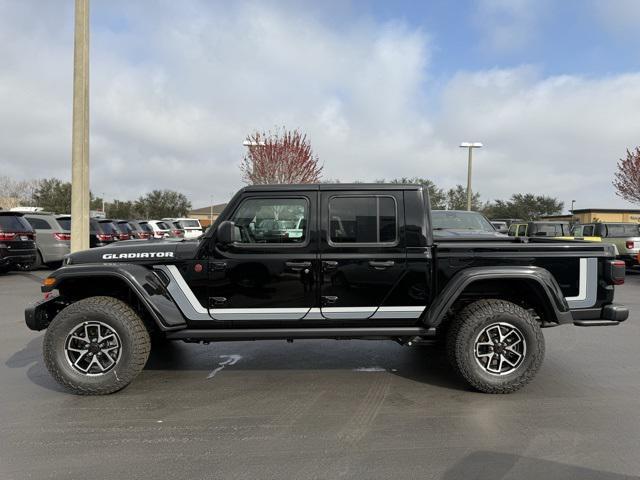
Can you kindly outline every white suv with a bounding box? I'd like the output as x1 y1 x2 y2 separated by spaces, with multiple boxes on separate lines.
163 218 203 240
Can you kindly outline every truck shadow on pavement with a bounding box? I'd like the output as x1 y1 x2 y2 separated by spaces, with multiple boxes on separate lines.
5 335 67 393
8 336 471 393
443 451 639 480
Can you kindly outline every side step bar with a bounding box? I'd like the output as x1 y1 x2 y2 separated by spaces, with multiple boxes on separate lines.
573 320 620 327
166 327 433 341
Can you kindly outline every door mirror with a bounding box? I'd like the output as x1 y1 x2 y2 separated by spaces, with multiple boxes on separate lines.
216 220 236 245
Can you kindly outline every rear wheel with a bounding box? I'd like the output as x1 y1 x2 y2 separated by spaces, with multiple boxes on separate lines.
446 299 545 394
43 296 151 395
28 251 43 271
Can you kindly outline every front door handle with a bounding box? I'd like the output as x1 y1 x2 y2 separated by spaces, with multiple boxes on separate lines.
323 260 338 270
368 260 394 270
285 261 312 271
209 261 227 272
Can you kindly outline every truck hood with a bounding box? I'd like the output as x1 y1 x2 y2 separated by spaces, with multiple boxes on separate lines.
66 239 199 265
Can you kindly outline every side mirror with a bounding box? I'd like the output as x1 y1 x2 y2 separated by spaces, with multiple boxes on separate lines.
216 220 236 245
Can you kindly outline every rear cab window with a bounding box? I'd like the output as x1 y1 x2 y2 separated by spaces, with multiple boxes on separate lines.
328 196 397 245
605 223 640 237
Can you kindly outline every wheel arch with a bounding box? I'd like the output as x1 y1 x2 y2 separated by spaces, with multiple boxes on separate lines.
41 265 186 332
425 267 572 328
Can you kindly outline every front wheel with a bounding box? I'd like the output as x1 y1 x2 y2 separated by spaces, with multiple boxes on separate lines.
446 299 545 394
43 296 151 395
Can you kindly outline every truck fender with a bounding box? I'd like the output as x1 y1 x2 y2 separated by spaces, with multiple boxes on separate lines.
424 266 573 327
39 264 187 331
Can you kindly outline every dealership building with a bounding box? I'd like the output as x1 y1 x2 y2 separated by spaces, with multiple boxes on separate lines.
542 208 640 224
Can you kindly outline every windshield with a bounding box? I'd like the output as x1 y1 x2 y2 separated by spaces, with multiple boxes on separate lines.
117 222 134 234
157 222 171 230
431 211 495 232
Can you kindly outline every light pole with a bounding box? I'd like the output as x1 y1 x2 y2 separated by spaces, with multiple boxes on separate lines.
459 142 483 211
70 0 90 252
570 200 576 213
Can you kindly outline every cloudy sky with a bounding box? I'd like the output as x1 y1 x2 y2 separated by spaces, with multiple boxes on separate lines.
1 0 640 210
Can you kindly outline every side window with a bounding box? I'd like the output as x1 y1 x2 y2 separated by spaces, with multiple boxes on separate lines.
507 224 517 236
517 224 527 236
583 225 594 236
26 217 51 230
231 197 308 245
329 196 397 245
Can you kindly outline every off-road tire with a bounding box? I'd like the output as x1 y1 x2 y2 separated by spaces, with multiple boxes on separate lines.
446 299 545 394
43 296 151 395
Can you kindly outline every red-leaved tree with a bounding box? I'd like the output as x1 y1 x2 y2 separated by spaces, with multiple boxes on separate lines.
613 147 640 204
240 128 323 184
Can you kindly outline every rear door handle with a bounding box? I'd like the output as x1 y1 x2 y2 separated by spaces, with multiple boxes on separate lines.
285 261 312 271
322 260 338 270
368 260 394 269
209 261 227 272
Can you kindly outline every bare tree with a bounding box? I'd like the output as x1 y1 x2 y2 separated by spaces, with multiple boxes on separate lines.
0 176 39 209
613 147 640 204
240 128 323 184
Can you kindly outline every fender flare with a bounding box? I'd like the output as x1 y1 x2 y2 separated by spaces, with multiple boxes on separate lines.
42 264 187 331
424 266 573 327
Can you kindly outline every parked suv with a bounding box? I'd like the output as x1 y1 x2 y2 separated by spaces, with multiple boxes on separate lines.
572 223 640 265
89 219 120 248
113 220 134 241
22 213 71 269
0 212 36 273
147 220 173 239
128 220 153 240
163 218 203 240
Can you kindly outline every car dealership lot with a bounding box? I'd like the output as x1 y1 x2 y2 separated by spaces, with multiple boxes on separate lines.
1 271 639 479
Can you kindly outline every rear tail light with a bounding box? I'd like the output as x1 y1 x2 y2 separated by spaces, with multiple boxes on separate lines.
96 233 113 241
139 232 150 239
118 233 131 240
607 260 626 285
626 240 634 249
172 229 183 236
53 232 71 241
0 232 17 241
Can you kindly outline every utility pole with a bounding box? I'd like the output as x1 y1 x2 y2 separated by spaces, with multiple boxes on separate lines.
459 142 483 211
70 0 90 252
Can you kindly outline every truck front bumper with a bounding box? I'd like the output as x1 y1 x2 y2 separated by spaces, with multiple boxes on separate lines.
571 304 629 326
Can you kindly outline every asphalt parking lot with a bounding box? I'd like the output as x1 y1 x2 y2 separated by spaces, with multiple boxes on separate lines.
1 270 639 479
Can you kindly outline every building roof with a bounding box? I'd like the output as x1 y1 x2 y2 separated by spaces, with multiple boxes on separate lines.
189 203 228 215
570 208 640 213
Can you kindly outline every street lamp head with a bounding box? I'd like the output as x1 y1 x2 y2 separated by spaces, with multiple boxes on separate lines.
460 142 483 148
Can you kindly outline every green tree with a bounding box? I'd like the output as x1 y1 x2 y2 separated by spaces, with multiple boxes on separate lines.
483 194 563 220
106 200 136 219
446 184 482 210
134 190 192 219
33 178 72 213
383 177 447 209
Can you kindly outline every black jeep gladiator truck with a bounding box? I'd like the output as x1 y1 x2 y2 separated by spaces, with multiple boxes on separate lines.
25 184 629 395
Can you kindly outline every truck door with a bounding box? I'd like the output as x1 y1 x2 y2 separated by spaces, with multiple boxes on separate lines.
318 190 408 320
207 191 318 323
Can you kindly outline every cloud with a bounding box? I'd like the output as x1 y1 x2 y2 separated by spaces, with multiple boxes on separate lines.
472 0 548 54
591 0 640 36
0 0 638 212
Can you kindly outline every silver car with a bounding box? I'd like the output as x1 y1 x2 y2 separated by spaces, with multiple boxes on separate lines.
23 213 71 269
